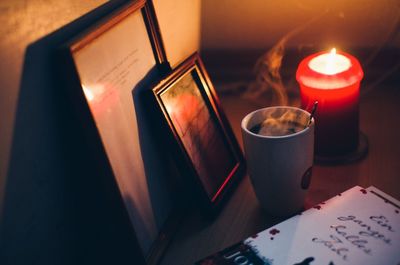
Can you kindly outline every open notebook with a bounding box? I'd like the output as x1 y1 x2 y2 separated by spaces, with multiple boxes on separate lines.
196 186 400 265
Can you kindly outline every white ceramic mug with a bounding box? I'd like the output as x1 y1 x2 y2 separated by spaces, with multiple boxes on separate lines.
241 106 314 217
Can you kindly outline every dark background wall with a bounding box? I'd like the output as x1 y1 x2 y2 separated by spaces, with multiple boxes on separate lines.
201 0 400 50
0 0 107 221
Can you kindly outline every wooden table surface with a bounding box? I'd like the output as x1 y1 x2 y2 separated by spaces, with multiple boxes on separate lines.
160 81 400 265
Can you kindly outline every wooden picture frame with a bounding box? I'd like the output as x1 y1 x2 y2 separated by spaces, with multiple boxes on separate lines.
152 53 245 214
60 1 180 264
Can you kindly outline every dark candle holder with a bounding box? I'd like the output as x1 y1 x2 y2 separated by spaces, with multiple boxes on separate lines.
314 131 369 165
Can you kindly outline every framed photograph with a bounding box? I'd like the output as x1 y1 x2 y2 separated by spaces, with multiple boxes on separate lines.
61 1 181 264
152 53 245 213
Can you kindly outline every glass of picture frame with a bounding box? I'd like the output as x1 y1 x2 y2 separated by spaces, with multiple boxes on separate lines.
152 53 246 214
60 1 181 264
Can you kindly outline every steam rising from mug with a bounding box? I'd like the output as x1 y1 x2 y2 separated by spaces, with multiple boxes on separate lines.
244 37 289 106
243 11 328 106
250 108 308 136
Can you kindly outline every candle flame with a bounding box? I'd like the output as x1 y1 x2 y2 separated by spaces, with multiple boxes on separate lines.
325 48 337 74
308 47 351 77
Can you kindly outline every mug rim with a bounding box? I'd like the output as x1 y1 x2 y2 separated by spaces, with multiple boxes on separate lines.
241 106 314 139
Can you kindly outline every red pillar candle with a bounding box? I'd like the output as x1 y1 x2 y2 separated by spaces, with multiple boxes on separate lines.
296 49 363 156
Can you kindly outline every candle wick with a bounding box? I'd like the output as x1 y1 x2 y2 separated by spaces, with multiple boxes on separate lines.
308 101 318 127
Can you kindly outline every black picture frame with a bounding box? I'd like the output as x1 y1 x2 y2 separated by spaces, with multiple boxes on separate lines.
152 53 245 214
59 1 180 264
